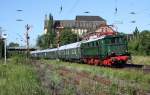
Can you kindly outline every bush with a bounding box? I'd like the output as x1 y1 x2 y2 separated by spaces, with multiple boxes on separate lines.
128 30 150 55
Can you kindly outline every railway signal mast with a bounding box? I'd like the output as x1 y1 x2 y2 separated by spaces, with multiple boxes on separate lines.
25 24 32 58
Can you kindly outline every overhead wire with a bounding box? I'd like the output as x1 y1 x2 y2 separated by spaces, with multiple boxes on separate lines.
67 0 80 14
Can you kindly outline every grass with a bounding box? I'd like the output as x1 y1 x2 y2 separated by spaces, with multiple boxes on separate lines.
2 55 148 95
0 57 47 95
132 56 150 65
43 59 150 94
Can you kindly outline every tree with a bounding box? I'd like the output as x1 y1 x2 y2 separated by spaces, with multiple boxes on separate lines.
59 28 79 46
133 27 140 39
36 34 48 49
47 14 56 48
128 30 150 55
138 30 150 55
8 42 19 47
36 13 57 49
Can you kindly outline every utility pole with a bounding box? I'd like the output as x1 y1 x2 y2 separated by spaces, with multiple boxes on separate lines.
25 24 31 58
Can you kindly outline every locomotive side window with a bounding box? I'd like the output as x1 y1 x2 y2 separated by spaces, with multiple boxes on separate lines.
105 37 124 44
93 41 98 47
88 43 89 47
96 41 99 46
92 42 94 47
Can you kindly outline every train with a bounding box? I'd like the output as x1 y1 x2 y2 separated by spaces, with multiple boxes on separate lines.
30 34 131 66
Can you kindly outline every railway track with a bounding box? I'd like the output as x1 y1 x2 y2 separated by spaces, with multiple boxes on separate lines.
141 65 150 73
119 64 150 73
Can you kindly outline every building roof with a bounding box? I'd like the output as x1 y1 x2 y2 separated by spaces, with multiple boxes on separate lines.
75 16 106 21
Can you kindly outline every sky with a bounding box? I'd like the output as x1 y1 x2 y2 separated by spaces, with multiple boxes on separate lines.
0 0 150 46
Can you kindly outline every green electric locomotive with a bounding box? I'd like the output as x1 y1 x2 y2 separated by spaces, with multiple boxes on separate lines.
81 34 130 66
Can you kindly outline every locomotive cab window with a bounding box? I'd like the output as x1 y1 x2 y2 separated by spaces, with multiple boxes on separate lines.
105 37 124 44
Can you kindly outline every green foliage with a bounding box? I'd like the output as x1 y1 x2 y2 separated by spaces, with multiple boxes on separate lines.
0 58 46 95
132 56 150 65
139 30 150 55
59 28 78 46
128 30 150 55
8 42 19 47
133 27 140 39
11 54 30 64
47 14 56 48
36 13 56 49
128 38 139 53
36 34 49 49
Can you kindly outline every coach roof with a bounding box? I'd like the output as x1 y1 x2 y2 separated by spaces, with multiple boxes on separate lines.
59 42 82 50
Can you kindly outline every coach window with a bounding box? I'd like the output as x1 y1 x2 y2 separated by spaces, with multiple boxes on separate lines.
74 49 76 54
86 43 88 47
119 38 122 43
87 43 89 47
92 42 94 47
90 43 92 47
93 42 95 47
73 49 75 54
96 42 98 46
91 43 93 47
84 44 86 47
119 37 124 43
115 37 120 43
101 40 104 44
108 39 111 44
111 38 115 44
94 42 96 46
88 43 90 47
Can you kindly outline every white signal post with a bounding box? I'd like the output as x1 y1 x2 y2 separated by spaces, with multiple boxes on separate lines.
2 34 7 64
